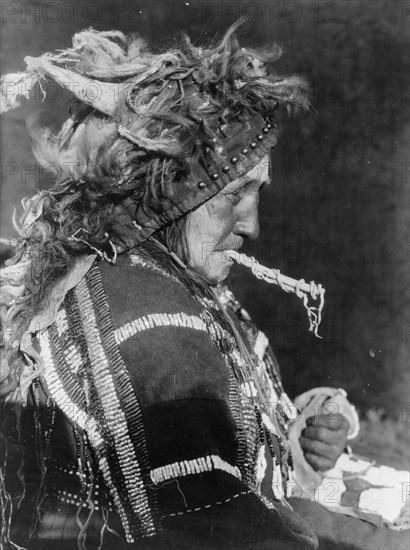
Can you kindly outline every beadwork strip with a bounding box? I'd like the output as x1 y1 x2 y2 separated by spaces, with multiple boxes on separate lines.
40 327 132 537
75 275 156 538
86 264 161 536
225 365 253 483
114 312 207 345
40 330 89 433
47 321 86 410
66 287 136 540
150 455 242 486
128 252 181 285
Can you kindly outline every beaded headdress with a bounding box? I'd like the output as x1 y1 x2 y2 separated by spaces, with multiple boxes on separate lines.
0 22 310 399
1 22 309 249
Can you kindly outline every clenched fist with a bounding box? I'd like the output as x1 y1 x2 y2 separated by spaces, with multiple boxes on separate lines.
299 413 350 472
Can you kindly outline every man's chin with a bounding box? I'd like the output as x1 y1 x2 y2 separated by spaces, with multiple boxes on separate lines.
190 260 233 285
209 262 233 284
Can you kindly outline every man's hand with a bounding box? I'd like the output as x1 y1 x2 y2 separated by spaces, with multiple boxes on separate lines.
299 413 350 472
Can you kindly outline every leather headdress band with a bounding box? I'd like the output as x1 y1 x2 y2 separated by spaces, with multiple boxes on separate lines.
124 108 279 245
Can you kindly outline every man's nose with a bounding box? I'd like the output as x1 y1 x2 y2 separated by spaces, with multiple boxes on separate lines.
234 207 260 240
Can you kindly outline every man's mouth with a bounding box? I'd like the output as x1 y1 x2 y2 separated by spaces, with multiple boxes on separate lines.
215 247 241 266
215 242 243 252
202 242 243 266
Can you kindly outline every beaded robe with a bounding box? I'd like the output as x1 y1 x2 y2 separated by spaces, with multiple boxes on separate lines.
4 246 317 549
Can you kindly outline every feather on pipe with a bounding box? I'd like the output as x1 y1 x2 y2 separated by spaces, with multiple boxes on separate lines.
226 250 325 338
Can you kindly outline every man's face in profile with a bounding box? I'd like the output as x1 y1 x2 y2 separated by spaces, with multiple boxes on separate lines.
185 155 270 284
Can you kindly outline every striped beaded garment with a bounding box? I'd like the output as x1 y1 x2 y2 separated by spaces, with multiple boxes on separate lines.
5 245 316 549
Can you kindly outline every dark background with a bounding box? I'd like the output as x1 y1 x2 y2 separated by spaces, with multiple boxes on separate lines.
1 0 409 417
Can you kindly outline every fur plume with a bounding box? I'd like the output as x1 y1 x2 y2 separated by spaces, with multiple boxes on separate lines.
0 72 42 113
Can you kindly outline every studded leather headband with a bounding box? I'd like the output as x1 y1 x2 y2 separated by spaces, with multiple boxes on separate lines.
130 109 279 245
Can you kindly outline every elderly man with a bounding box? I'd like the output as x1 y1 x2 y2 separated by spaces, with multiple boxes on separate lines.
1 24 408 550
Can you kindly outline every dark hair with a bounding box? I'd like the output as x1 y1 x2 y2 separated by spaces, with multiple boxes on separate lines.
155 214 190 265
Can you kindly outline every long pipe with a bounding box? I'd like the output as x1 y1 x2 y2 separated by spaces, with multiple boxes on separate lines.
225 250 325 337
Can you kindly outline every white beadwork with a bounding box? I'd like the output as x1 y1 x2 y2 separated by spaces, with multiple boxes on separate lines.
64 343 82 373
150 455 242 485
75 279 155 536
55 308 69 337
40 331 89 430
128 252 181 285
114 312 208 344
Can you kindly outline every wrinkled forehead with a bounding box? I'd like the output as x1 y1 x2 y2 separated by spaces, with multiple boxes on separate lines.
221 155 270 194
